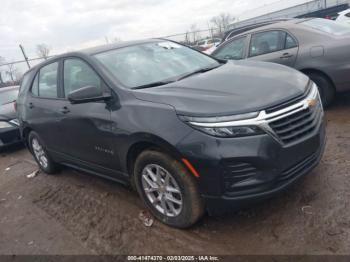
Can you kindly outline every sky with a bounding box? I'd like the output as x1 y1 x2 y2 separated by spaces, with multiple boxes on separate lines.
0 0 311 63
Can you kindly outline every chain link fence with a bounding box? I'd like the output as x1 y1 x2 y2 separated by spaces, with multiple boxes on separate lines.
161 26 226 46
0 57 50 87
1 0 349 87
0 27 226 87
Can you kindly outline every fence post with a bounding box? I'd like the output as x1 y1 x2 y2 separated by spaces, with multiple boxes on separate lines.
19 44 31 69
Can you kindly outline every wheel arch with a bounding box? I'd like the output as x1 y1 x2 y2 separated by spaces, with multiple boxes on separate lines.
300 68 336 91
21 126 33 149
125 135 183 180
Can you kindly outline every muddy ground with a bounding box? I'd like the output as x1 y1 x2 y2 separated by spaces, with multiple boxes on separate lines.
0 94 349 255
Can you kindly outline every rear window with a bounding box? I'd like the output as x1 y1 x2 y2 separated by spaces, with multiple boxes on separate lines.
301 18 350 35
0 89 18 105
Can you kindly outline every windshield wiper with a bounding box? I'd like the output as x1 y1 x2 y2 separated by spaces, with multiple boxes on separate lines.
176 65 221 81
133 81 175 89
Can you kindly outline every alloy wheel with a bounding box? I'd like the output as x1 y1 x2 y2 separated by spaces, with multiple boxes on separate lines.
141 164 183 217
32 138 48 169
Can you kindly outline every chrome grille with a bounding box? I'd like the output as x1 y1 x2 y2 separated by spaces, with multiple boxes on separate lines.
268 99 322 144
186 83 324 146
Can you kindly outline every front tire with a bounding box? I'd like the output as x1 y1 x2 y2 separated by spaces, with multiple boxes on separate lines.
134 150 205 228
28 131 58 174
307 72 335 108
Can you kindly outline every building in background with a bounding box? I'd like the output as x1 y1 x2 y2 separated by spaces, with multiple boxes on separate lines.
230 0 350 29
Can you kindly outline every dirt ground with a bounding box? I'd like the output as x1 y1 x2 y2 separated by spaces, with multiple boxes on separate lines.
0 93 349 256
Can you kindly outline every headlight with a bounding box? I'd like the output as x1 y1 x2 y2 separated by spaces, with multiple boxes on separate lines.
197 126 264 138
0 121 13 129
9 119 19 126
179 112 265 138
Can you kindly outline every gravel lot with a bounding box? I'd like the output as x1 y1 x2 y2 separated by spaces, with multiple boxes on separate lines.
0 93 349 255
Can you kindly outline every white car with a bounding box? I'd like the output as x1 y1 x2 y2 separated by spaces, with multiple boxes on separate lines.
195 38 221 52
336 9 350 26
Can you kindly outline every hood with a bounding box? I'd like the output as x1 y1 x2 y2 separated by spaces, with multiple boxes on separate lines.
0 102 17 121
132 60 309 117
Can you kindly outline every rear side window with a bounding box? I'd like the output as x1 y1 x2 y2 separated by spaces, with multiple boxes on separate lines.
31 62 59 98
249 31 286 57
285 34 298 49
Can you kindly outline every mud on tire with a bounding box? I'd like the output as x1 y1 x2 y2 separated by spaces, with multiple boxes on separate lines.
28 131 58 174
134 150 205 228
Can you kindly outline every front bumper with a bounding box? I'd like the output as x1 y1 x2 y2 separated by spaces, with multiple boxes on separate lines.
177 120 326 215
0 126 22 148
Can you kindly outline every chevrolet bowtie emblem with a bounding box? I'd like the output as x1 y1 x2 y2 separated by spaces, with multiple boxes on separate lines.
307 99 317 108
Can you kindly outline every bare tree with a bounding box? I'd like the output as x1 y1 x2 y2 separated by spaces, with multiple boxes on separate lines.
190 24 199 44
0 56 5 84
112 36 123 43
36 44 51 60
6 63 17 82
210 13 235 37
15 69 23 80
185 31 190 45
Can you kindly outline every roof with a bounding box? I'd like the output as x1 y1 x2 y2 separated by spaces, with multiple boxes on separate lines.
23 38 162 75
232 18 310 37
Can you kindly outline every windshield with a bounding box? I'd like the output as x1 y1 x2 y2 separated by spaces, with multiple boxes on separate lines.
93 41 220 88
301 18 350 36
0 89 18 105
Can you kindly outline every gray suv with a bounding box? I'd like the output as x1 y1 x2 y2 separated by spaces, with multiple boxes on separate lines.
212 18 350 106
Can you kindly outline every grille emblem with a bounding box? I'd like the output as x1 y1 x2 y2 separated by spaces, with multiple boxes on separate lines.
307 98 317 108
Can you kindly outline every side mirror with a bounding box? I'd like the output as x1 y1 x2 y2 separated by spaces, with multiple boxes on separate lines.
67 86 111 104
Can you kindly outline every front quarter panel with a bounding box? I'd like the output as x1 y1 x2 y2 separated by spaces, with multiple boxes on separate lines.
110 96 194 174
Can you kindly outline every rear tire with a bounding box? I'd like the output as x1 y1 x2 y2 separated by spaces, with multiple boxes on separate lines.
134 150 205 228
28 131 58 174
307 72 335 108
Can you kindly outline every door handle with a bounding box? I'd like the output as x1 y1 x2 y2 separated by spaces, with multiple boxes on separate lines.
280 53 293 59
29 102 34 109
60 106 70 114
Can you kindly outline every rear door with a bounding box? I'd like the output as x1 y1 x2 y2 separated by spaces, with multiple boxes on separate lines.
25 60 68 153
247 30 299 67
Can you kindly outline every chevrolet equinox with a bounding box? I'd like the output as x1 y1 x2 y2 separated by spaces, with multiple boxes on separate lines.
17 40 326 228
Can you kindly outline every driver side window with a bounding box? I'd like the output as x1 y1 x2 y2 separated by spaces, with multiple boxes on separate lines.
63 59 102 97
213 36 247 60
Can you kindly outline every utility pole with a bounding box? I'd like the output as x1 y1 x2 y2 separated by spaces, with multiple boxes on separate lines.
19 44 31 69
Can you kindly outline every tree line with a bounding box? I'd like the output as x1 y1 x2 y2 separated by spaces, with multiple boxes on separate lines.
0 44 51 87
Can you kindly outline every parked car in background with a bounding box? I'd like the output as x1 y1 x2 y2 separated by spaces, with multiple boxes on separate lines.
336 8 350 26
193 38 221 52
0 86 21 149
205 19 291 55
211 18 350 107
221 19 291 43
18 40 325 228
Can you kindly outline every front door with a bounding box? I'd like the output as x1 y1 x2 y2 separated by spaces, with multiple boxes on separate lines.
59 58 119 175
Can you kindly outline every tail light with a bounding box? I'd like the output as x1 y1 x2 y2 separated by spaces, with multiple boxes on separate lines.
14 100 17 112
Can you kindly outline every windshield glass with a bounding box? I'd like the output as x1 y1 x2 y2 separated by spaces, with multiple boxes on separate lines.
301 18 350 36
0 89 18 105
93 41 220 88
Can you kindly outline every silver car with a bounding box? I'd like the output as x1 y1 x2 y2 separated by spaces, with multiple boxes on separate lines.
211 18 350 106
